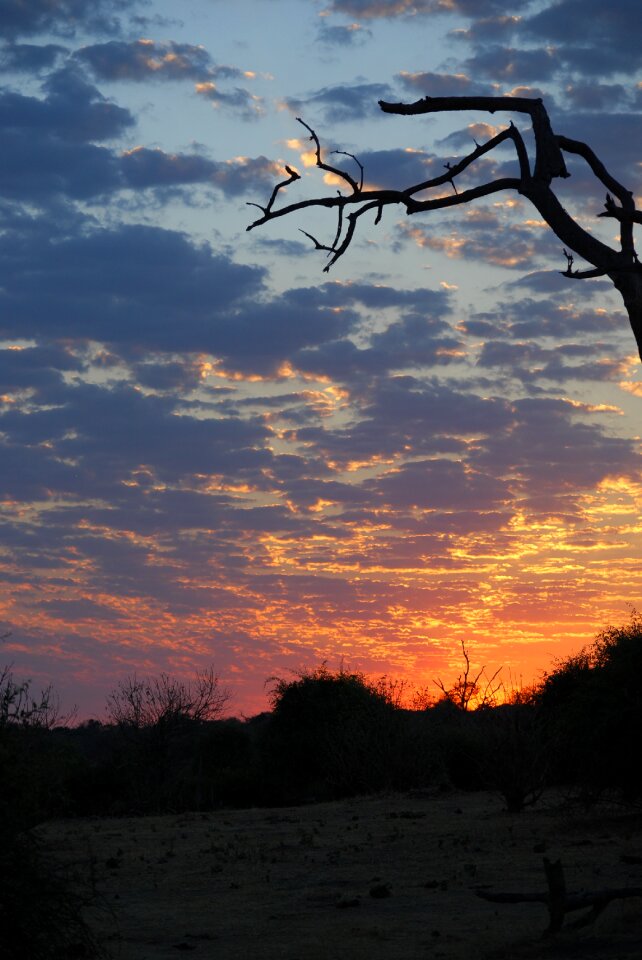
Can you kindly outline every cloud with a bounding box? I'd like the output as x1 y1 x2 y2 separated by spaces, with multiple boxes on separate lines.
284 280 450 313
4 380 271 483
250 236 313 259
75 39 264 119
0 66 135 141
324 0 531 18
436 121 507 151
0 344 85 392
398 208 559 271
551 111 642 192
282 378 512 469
0 66 140 200
443 0 642 89
512 270 612 296
463 291 631 364
34 598 127 620
77 39 219 81
476 338 627 385
194 80 263 119
281 82 393 123
462 45 560 83
0 0 138 38
316 22 372 46
371 457 509 511
0 216 377 375
562 82 630 111
524 0 641 77
0 218 266 347
0 92 278 200
475 396 641 509
0 42 67 72
0 130 121 199
397 70 493 98
450 15 522 44
321 146 437 191
294 312 462 379
121 147 280 195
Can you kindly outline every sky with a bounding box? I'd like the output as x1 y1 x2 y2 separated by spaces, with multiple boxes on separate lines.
1 0 641 720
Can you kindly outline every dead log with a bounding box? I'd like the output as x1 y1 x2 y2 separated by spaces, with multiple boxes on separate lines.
476 857 642 934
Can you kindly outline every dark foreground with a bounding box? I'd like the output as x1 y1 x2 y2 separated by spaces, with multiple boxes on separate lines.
40 790 642 960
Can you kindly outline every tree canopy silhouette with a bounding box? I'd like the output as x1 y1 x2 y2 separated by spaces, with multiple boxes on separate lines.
248 95 642 360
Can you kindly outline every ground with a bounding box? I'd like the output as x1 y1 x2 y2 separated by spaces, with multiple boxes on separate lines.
39 790 642 960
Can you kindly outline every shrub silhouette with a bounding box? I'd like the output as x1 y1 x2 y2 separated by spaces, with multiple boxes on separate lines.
538 614 642 801
0 830 103 960
0 669 102 959
0 667 80 831
475 700 548 812
263 665 402 801
104 668 230 812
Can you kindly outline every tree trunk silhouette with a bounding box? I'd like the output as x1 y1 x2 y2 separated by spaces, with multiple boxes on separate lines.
248 95 642 360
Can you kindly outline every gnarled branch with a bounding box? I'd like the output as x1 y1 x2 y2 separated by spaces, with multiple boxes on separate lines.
379 95 567 182
246 164 300 219
247 94 642 359
247 118 531 267
297 117 361 195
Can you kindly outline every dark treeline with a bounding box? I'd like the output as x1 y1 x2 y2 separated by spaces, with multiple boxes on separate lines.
3 615 642 829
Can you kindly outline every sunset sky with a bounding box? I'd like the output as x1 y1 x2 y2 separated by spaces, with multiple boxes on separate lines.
1 0 641 719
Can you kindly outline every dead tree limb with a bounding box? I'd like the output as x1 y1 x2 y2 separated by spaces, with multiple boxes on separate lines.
476 857 642 935
247 95 642 360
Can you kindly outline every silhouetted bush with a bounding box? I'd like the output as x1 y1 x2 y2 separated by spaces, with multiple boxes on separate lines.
475 701 547 812
425 701 486 792
0 829 103 960
102 668 232 813
418 687 549 810
0 668 81 831
106 668 229 728
537 614 642 801
261 665 410 802
0 670 102 959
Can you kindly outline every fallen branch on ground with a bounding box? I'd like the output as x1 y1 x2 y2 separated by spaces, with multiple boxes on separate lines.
476 857 642 934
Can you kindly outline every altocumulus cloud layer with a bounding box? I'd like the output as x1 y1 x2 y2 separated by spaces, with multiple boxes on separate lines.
0 0 641 716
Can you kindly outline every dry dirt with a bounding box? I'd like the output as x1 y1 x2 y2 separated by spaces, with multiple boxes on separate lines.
39 789 642 960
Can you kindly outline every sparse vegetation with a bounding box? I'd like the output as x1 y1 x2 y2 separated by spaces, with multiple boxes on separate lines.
4 618 642 957
5 620 642 819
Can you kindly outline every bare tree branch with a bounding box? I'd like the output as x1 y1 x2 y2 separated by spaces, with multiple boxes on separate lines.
246 165 300 218
247 93 642 359
332 149 364 192
557 135 637 260
297 117 361 194
599 193 642 226
379 95 568 182
433 639 502 711
561 248 608 280
406 178 521 215
247 121 530 268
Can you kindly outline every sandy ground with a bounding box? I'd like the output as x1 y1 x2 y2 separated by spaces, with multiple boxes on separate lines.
40 789 642 960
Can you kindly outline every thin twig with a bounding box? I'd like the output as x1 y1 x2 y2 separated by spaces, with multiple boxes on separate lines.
297 118 361 194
